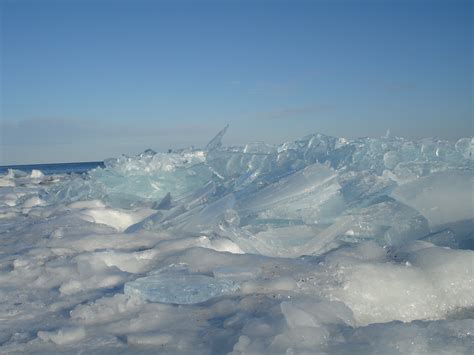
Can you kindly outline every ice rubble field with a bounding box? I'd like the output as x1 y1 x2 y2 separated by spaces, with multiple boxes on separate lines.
0 128 473 354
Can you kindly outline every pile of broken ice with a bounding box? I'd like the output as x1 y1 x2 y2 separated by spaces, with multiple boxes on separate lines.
0 127 472 354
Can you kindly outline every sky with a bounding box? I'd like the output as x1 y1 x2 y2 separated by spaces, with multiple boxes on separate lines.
0 0 472 164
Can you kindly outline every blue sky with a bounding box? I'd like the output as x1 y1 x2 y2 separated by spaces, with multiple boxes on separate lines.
1 0 472 164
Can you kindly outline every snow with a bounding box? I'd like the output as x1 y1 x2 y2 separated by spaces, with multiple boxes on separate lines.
0 129 473 354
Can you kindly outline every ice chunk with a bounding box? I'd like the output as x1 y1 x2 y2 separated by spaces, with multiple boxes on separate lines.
237 163 343 225
205 124 229 151
345 199 430 246
392 170 474 226
21 196 44 208
37 327 86 345
338 171 396 207
248 225 325 257
43 149 210 208
455 137 473 160
320 242 474 325
137 148 157 158
178 193 237 233
422 228 458 248
30 169 45 179
127 332 173 346
280 301 320 328
124 273 239 304
76 206 155 231
0 174 15 187
70 294 143 325
213 266 262 280
152 192 172 210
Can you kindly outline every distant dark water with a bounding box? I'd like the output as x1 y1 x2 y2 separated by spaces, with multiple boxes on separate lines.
0 161 105 175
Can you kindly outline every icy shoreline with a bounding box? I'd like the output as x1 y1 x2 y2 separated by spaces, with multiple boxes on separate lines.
0 130 473 354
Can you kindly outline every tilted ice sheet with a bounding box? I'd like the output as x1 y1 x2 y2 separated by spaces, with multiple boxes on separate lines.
0 129 473 354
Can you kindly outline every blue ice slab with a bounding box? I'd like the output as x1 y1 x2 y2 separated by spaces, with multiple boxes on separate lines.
124 274 239 304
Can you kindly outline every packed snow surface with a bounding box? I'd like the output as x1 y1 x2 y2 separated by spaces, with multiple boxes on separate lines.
0 129 473 354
